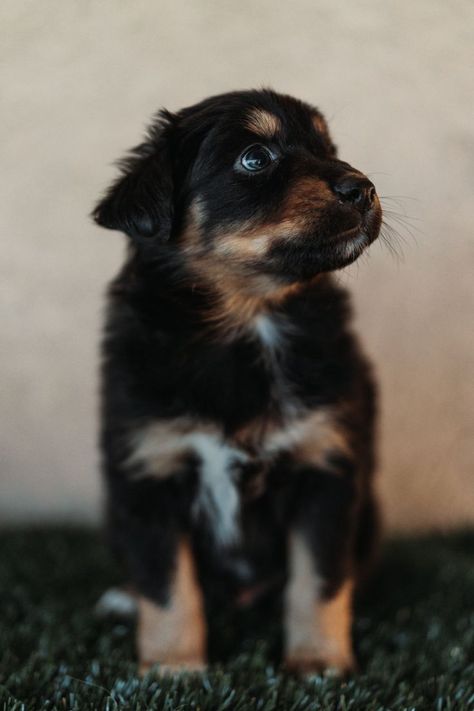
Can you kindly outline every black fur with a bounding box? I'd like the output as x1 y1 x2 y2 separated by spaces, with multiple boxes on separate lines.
94 89 381 653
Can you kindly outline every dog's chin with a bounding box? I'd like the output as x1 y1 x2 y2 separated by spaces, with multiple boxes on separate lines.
264 227 377 282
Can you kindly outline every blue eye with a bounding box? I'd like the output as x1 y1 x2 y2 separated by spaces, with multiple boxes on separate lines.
240 145 274 172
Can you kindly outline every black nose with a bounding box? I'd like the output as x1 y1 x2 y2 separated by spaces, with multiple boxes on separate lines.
333 176 376 213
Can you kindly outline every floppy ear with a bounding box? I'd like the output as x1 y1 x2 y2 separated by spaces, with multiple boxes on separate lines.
92 122 174 242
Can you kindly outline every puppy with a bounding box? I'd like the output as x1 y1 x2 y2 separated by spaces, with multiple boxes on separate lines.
93 89 382 676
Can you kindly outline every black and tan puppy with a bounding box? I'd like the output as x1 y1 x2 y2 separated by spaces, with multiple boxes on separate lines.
93 89 382 676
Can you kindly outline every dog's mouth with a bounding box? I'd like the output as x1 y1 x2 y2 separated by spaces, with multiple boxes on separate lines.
328 201 382 244
263 205 382 280
326 225 364 245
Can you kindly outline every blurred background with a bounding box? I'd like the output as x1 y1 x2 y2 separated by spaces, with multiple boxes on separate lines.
1 0 472 531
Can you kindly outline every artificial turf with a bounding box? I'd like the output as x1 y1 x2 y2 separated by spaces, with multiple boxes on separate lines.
0 528 472 710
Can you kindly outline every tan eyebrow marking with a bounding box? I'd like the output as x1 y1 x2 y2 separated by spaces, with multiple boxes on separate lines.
244 108 282 138
312 113 328 134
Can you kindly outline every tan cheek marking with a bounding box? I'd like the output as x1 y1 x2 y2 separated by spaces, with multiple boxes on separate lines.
184 177 333 265
180 213 314 338
211 215 312 262
245 108 281 138
285 533 355 675
279 176 334 227
214 232 272 259
138 541 206 675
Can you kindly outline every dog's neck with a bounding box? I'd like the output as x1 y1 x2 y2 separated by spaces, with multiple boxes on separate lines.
117 247 327 340
187 259 322 340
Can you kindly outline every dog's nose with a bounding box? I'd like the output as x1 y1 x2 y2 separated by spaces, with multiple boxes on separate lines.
333 176 376 213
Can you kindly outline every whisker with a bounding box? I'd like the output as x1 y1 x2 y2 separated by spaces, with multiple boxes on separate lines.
380 207 420 222
377 208 422 262
383 214 421 245
378 194 420 203
377 191 423 256
381 216 420 238
379 225 405 262
377 185 424 260
382 213 419 234
379 199 420 220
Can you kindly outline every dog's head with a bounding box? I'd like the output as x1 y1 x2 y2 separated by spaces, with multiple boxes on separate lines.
94 89 381 293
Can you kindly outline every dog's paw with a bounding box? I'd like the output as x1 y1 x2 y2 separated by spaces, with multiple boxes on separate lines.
285 648 356 678
139 658 206 677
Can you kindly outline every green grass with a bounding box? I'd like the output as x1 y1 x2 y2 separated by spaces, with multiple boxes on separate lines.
0 528 473 710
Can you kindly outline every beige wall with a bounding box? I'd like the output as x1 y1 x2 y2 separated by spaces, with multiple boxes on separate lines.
1 0 473 530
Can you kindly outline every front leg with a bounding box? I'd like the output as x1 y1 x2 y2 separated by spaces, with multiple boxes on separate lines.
285 533 355 675
138 540 206 675
284 463 357 676
106 476 207 675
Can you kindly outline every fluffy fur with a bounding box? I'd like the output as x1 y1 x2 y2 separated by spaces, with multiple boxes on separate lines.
93 89 382 675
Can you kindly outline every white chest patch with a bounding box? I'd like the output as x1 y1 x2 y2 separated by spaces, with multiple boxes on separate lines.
253 314 283 354
127 420 248 546
253 313 300 419
128 405 349 546
189 433 247 546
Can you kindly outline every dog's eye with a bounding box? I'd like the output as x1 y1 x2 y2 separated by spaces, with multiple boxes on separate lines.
240 145 275 172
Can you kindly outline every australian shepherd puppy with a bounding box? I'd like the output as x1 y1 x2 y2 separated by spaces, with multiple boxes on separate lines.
93 89 382 676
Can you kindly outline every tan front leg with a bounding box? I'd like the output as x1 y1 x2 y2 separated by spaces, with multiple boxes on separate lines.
284 533 355 676
137 541 206 675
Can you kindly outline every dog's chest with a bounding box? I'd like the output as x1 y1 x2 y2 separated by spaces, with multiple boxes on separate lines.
129 315 316 546
251 313 298 413
184 313 298 429
195 309 304 516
